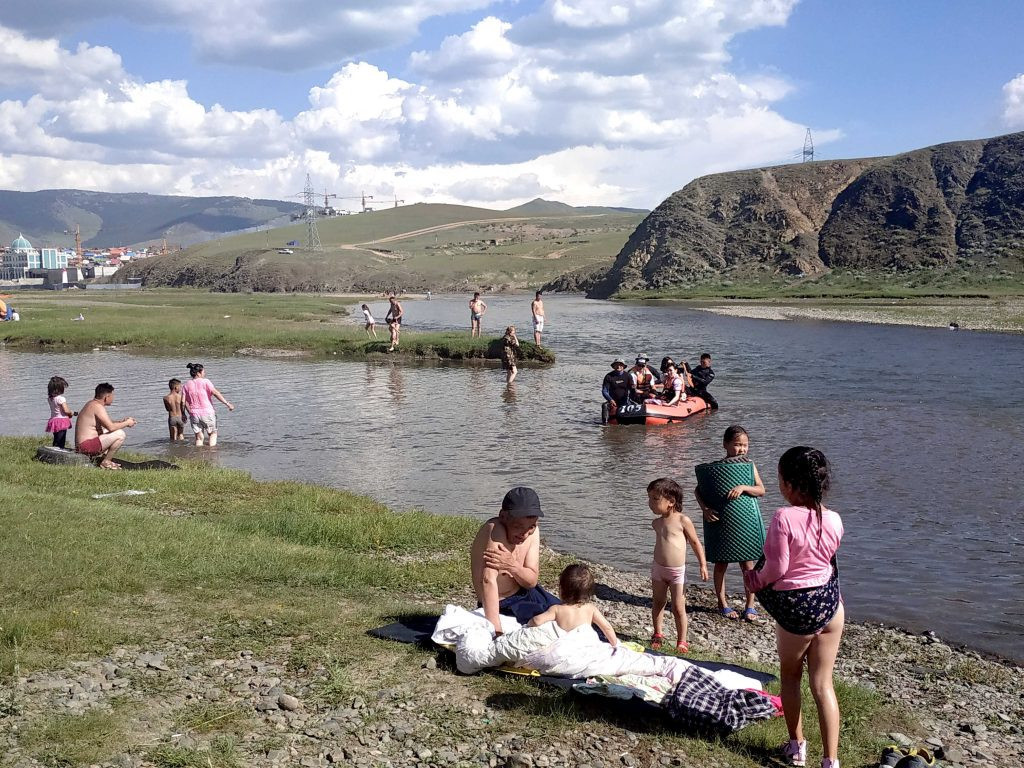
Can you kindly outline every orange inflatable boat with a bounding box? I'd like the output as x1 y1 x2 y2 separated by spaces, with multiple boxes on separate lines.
603 397 709 425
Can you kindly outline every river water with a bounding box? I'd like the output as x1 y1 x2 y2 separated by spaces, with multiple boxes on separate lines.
1 294 1021 659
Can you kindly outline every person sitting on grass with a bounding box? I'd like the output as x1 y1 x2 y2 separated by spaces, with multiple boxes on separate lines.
528 563 618 646
75 383 136 469
471 487 559 635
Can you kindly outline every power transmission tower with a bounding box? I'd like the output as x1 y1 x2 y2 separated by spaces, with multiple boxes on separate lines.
802 128 815 162
302 174 322 251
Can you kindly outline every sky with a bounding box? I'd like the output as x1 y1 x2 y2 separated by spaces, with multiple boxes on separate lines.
1 0 1023 210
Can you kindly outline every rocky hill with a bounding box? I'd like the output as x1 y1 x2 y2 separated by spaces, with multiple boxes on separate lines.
588 131 1024 297
0 190 304 248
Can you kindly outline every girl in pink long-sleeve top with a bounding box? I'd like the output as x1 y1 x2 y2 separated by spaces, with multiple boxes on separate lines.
744 447 843 768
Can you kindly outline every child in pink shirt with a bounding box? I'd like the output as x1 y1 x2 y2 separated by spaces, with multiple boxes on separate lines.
744 447 843 768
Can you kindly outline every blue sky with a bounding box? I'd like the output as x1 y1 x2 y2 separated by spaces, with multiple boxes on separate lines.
1 0 1022 209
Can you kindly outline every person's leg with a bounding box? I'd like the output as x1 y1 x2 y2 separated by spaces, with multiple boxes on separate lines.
209 429 218 447
741 560 759 614
651 579 668 640
668 582 688 647
168 422 176 441
53 429 66 449
777 625 814 750
194 420 204 446
371 324 377 339
714 562 734 614
807 605 845 761
507 364 517 384
98 430 126 467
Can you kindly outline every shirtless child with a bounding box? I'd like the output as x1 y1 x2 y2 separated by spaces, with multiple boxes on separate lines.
648 477 708 653
471 486 559 634
528 564 618 646
75 382 137 469
163 378 188 441
469 292 487 338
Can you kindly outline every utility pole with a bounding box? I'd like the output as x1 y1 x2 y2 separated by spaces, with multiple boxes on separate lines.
392 194 404 208
802 128 815 163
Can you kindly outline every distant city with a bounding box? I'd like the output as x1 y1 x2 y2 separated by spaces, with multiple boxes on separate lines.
0 232 172 287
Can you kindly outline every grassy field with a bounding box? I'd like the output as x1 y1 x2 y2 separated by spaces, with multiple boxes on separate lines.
0 290 555 363
0 436 897 767
119 204 645 293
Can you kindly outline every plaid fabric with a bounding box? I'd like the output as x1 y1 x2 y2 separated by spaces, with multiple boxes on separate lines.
662 665 777 734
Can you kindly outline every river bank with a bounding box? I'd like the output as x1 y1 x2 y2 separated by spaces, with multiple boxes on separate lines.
680 298 1024 334
0 290 554 364
1 438 1020 768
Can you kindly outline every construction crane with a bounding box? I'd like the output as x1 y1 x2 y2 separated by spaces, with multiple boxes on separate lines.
322 188 338 215
63 223 82 263
334 192 374 213
391 194 404 208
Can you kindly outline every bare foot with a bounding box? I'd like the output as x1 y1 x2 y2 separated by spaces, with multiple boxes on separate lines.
99 460 121 470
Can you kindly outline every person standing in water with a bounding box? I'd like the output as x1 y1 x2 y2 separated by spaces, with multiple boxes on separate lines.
385 294 403 352
182 363 234 447
163 378 189 442
469 292 487 337
531 291 545 345
501 325 520 384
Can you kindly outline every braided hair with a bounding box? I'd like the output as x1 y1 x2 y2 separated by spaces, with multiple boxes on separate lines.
778 446 831 532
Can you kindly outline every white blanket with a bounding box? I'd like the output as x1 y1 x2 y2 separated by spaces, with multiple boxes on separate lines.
431 604 761 691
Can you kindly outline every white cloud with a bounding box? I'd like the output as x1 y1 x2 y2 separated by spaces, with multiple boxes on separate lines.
1002 74 1024 129
0 3 834 210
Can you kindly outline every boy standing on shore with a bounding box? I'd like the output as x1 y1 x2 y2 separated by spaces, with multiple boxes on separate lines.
163 378 188 441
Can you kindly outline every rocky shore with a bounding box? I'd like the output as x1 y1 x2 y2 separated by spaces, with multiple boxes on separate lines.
3 557 1021 768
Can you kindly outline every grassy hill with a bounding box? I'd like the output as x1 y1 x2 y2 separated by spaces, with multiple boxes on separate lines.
119 202 646 293
0 189 304 249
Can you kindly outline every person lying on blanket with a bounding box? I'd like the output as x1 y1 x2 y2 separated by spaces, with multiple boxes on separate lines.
472 486 560 634
529 564 618 646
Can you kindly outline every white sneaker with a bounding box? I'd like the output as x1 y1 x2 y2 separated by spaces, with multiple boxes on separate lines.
780 740 807 767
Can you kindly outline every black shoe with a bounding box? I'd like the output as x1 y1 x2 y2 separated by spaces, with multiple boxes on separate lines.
893 749 936 768
880 746 906 768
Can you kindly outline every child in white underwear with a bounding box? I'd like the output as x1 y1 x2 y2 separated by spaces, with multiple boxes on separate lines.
648 477 708 652
528 563 618 646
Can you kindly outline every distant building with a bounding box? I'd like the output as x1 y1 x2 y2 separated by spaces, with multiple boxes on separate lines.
9 233 40 271
41 248 69 270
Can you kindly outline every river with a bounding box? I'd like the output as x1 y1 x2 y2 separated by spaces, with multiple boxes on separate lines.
1 294 1021 660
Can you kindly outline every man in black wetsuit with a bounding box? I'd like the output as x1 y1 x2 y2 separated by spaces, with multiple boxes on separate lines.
690 352 718 409
602 358 632 421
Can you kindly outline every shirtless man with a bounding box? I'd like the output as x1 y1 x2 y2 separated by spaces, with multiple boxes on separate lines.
385 294 404 352
469 292 487 337
471 486 560 634
75 382 137 469
531 291 545 345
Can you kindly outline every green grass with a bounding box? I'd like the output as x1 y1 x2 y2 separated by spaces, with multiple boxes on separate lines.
0 290 554 362
0 436 900 767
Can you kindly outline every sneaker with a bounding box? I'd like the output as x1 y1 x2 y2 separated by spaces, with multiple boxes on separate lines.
894 749 936 768
779 740 807 767
821 759 840 768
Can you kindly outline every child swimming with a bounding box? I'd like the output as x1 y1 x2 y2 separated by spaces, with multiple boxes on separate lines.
744 447 844 768
694 425 766 622
528 563 618 646
647 478 708 653
44 376 75 449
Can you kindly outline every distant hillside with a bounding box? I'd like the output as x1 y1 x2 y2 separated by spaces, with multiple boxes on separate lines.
505 198 648 216
588 131 1024 298
118 202 646 293
0 190 304 249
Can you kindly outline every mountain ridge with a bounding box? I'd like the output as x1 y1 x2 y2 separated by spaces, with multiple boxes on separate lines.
587 131 1024 298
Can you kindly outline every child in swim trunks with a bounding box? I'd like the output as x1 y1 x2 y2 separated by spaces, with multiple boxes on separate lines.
528 563 618 646
648 477 708 652
163 378 188 441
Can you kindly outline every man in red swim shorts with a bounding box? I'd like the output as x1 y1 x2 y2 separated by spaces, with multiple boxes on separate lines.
75 382 137 469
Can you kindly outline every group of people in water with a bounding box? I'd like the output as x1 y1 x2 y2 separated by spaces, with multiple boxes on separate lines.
44 362 233 468
472 434 845 768
602 352 719 414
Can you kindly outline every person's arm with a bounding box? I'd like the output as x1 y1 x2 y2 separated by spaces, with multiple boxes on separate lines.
482 535 540 589
602 376 612 402
725 463 766 500
60 399 75 418
744 513 789 592
682 516 709 581
664 379 681 406
592 608 618 647
527 606 558 628
472 523 504 634
481 301 487 314
694 487 718 522
395 302 403 318
163 396 173 414
210 385 235 411
96 408 135 432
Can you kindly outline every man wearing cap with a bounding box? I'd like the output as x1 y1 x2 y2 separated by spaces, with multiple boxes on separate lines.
629 354 661 402
602 358 632 418
471 487 560 634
